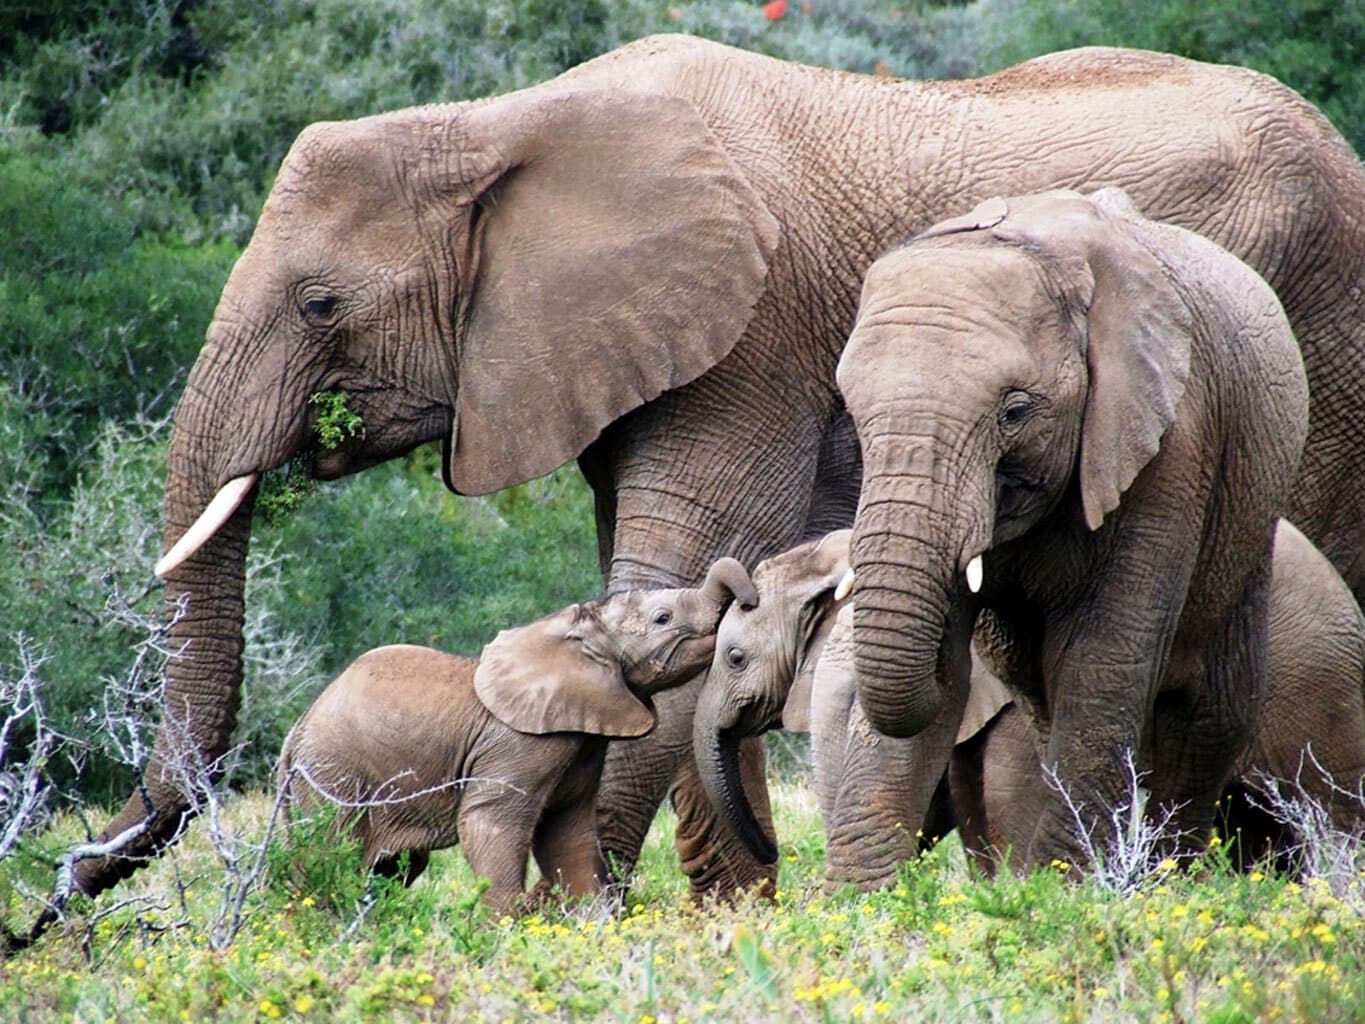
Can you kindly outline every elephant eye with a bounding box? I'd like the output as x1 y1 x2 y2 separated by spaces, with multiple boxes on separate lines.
302 296 338 320
998 393 1035 433
726 647 747 670
651 608 673 626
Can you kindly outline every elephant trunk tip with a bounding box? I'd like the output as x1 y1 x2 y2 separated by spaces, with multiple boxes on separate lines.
703 557 758 610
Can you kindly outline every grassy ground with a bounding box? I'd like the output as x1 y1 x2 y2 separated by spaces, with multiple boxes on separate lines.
3 781 1362 1023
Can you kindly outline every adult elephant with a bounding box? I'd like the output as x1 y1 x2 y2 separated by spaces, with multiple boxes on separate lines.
838 187 1310 867
77 35 1365 901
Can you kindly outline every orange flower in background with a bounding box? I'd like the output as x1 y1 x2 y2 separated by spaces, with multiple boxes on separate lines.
763 0 787 21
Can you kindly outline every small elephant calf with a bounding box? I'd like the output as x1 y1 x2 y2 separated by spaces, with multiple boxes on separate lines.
278 557 755 913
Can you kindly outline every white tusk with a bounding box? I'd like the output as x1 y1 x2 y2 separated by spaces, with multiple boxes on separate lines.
834 567 855 601
966 554 984 594
154 473 259 578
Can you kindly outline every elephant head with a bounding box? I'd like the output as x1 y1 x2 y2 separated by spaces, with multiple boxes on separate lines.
693 530 850 862
82 79 778 895
475 557 757 737
837 188 1194 740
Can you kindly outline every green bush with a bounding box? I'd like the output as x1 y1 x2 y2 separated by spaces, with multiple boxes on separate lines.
0 142 235 506
262 452 601 672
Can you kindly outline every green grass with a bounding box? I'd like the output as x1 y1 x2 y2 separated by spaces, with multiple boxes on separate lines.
4 782 1362 1022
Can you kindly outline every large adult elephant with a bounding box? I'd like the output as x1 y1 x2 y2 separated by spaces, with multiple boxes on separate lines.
77 35 1365 900
838 187 1311 867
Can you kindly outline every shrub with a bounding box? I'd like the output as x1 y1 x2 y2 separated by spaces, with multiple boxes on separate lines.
0 142 234 505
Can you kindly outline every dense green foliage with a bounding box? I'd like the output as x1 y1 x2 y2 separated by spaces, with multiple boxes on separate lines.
2 0 1362 805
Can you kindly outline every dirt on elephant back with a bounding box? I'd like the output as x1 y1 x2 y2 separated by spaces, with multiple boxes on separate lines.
959 47 1206 98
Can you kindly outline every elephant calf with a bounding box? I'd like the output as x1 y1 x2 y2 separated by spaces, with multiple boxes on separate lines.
694 529 1010 888
698 522 1365 890
278 557 755 912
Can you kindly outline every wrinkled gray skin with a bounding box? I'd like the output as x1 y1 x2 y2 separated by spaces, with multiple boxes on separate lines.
278 559 754 913
957 521 1365 878
840 188 1310 870
703 523 1364 890
85 36 1365 903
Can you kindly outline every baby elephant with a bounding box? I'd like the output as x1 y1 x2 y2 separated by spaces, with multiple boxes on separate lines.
697 523 1365 889
279 556 756 912
693 529 1005 885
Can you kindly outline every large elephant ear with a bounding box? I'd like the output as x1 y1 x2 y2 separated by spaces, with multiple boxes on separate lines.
474 606 656 738
444 87 781 495
991 188 1193 530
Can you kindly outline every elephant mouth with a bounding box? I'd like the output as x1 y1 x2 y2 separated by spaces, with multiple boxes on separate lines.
632 633 716 688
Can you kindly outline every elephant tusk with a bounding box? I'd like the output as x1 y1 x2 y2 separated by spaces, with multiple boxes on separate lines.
966 554 984 594
155 473 259 577
834 567 855 601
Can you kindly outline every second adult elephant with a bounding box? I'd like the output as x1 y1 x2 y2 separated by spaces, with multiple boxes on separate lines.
81 36 1365 903
840 188 1310 869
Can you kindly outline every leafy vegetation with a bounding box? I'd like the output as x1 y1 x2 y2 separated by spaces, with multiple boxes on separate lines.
3 785 1363 1021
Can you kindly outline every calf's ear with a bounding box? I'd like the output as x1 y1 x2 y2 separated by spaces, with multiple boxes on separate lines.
474 606 656 738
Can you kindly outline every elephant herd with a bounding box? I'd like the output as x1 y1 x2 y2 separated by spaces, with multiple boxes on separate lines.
59 35 1365 917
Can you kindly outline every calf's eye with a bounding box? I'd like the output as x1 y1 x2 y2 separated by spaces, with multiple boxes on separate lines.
726 647 747 670
651 608 673 626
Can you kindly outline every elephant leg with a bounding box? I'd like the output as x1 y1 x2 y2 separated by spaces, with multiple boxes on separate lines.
952 706 1044 876
1148 568 1272 860
532 795 609 901
590 388 829 899
458 802 537 917
826 691 965 893
949 731 995 875
672 729 777 901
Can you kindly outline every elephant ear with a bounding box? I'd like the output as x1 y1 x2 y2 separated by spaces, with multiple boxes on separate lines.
991 188 1193 530
444 87 781 495
1075 191 1192 530
955 652 1014 743
474 606 656 738
774 530 852 732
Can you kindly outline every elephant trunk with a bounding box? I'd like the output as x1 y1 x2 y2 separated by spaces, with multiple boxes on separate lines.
692 676 778 864
74 330 281 897
701 556 758 612
850 437 987 740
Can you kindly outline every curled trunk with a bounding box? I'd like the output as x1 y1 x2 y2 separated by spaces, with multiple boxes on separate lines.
849 513 956 740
